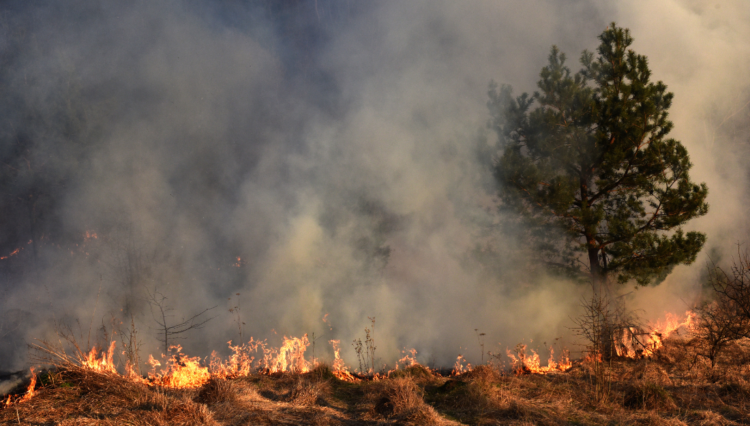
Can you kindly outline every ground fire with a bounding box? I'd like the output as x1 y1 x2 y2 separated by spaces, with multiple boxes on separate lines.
615 311 696 358
2 309 746 424
2 310 694 398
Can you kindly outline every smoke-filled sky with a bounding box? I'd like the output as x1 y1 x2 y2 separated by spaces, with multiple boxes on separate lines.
1 0 749 372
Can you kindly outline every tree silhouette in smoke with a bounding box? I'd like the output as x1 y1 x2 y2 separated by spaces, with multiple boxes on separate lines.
488 24 708 288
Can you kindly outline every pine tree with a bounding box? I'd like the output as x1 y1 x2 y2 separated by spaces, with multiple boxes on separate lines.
488 24 708 287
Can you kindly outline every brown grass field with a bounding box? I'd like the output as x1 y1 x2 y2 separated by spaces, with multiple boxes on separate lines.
2 335 750 425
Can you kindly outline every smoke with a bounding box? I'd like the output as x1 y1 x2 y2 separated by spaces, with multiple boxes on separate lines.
0 1 748 371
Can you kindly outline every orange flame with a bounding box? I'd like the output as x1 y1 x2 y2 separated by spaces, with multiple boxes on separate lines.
322 313 332 330
396 348 419 369
507 344 571 375
210 340 258 379
329 340 358 382
266 335 310 373
149 345 210 388
615 311 695 358
451 354 472 376
17 368 37 403
82 341 117 373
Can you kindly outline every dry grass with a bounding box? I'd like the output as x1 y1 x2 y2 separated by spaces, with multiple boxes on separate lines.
4 338 750 425
365 376 443 424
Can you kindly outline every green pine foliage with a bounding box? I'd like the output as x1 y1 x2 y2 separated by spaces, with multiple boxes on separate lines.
488 24 708 286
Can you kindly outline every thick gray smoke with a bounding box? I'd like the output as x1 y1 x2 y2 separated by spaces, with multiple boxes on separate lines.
1 1 749 372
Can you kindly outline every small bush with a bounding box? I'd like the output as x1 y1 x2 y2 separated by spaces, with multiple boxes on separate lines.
622 382 676 411
305 363 335 382
388 364 434 381
370 377 439 424
195 377 235 405
287 377 330 406
458 364 501 383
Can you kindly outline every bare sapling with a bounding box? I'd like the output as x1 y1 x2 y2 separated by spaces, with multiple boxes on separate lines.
228 293 244 343
147 286 217 353
475 328 486 364
311 332 316 366
352 338 365 373
366 316 376 373
351 317 377 374
118 312 142 375
88 277 103 349
705 247 750 322
573 292 623 403
693 251 750 370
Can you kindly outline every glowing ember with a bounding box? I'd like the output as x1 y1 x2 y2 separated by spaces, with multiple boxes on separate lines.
0 247 21 260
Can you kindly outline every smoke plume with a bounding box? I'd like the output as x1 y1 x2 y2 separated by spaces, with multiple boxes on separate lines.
0 1 748 372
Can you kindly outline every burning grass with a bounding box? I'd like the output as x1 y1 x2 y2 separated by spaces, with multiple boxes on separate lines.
4 311 750 424
2 341 750 424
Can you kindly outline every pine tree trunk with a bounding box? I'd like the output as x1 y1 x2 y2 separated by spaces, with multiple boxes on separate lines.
588 245 617 360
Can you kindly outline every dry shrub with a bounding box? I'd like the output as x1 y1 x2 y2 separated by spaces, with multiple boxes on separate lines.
687 409 735 426
371 377 440 423
135 389 172 411
655 338 697 366
641 412 689 426
64 366 146 397
162 395 216 426
388 364 435 382
195 377 236 405
0 365 217 426
622 381 676 411
305 363 336 382
458 364 501 383
229 379 262 399
621 362 673 387
430 379 490 409
426 377 510 424
288 377 330 406
717 379 750 398
202 384 264 425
